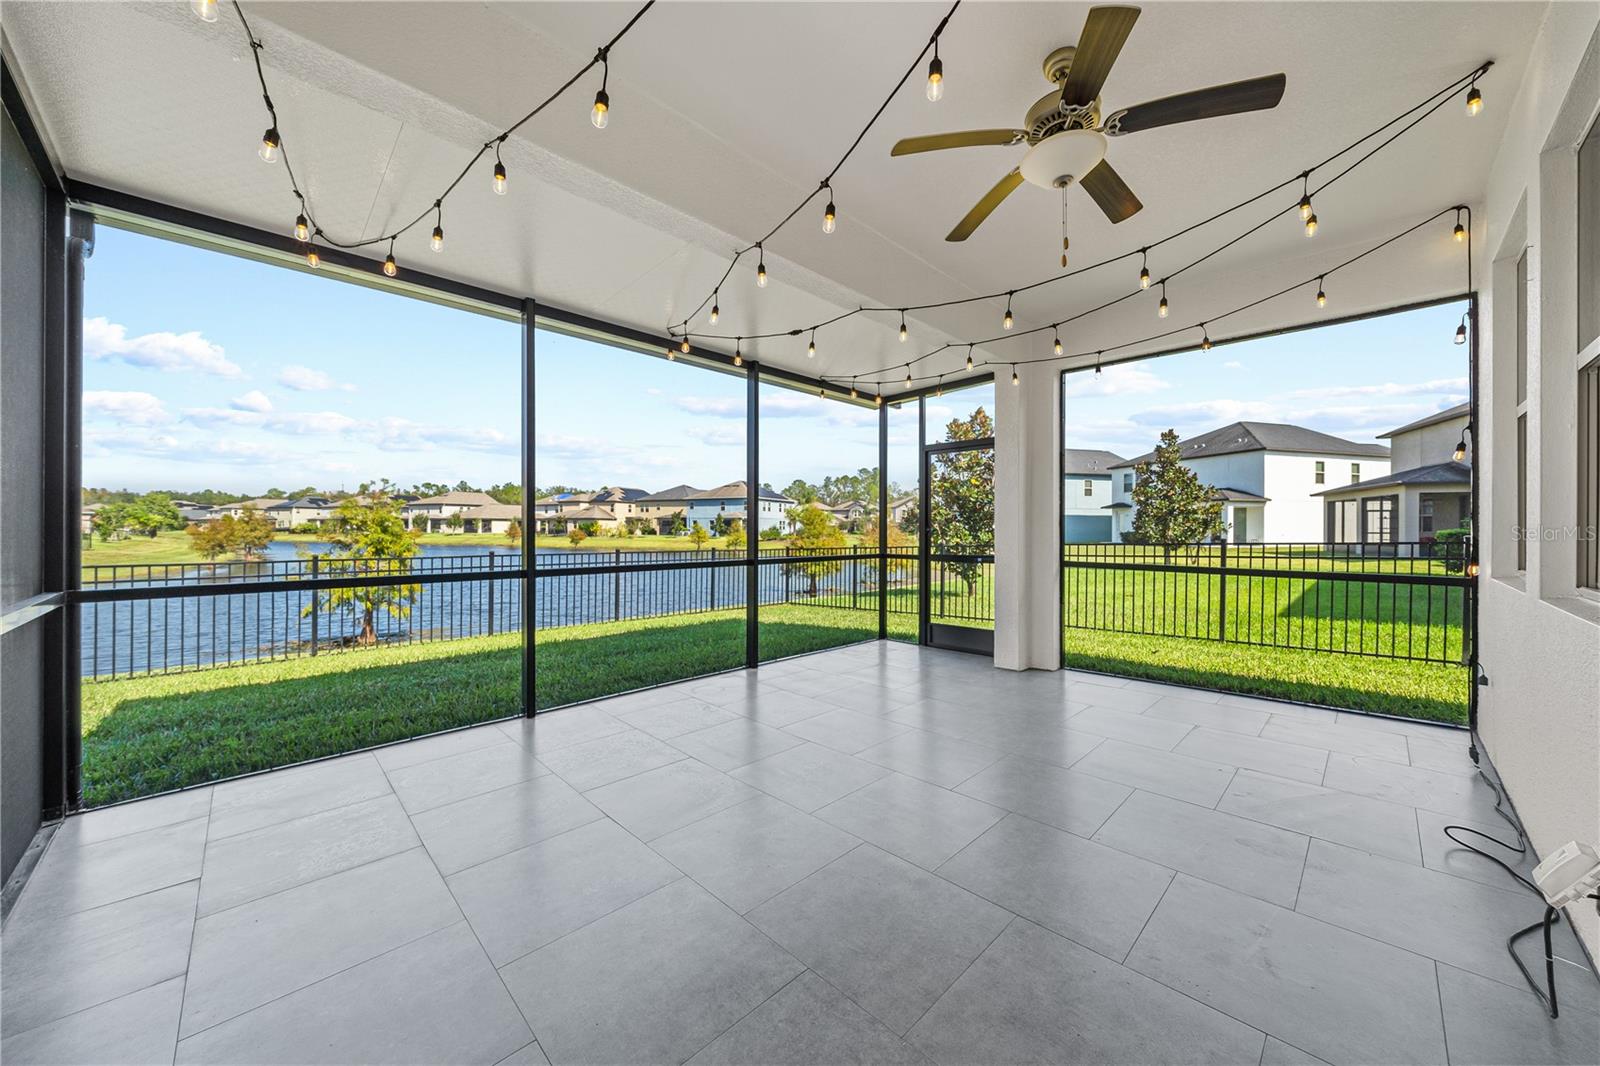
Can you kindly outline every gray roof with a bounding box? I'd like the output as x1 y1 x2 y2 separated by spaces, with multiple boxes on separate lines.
593 486 651 503
1109 422 1390 468
1379 402 1470 439
694 481 794 503
1063 448 1127 476
1211 487 1270 503
1313 461 1472 497
558 505 619 522
637 484 702 503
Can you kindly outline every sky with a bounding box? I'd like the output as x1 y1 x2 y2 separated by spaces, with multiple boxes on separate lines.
82 225 1464 496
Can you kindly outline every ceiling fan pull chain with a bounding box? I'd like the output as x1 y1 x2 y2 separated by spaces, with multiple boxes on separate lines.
1060 184 1070 269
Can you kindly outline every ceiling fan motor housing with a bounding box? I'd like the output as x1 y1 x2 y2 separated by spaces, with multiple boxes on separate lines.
1019 129 1108 190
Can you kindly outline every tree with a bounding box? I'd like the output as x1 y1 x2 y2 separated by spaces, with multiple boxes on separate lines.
186 521 230 561
784 504 845 595
897 500 919 537
725 518 746 550
445 511 466 533
1129 428 1224 555
688 521 710 549
862 516 914 581
230 506 277 560
928 407 995 594
664 511 686 535
782 479 819 505
506 517 522 545
567 526 588 548
307 494 421 646
488 483 522 505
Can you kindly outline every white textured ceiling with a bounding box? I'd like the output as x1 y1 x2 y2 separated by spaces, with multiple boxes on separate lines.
3 1 1542 390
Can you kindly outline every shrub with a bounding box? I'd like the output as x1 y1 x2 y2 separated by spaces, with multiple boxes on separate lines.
1434 527 1471 572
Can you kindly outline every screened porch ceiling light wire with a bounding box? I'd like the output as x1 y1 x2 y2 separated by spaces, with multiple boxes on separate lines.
229 0 656 254
831 203 1467 390
666 0 961 334
670 58 1492 350
826 68 1482 383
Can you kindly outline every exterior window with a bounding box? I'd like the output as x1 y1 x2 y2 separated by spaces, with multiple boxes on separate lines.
1420 498 1435 535
1314 461 1325 484
1122 473 1133 492
1350 463 1361 483
1362 497 1395 543
1517 249 1528 406
1326 499 1359 542
1580 113 1599 353
1580 354 1598 589
1082 480 1093 497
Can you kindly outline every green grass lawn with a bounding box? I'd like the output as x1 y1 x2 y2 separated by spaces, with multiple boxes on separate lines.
80 602 897 807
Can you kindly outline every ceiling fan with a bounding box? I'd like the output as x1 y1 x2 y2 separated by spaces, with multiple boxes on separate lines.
891 5 1287 249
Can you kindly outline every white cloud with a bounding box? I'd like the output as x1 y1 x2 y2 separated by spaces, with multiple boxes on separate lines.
83 390 171 425
1287 377 1467 400
673 395 745 418
277 364 355 392
374 417 517 454
1222 361 1245 371
83 317 241 378
230 390 273 413
183 407 360 436
1064 364 1170 398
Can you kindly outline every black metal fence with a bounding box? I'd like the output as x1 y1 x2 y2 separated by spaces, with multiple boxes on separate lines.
1061 540 1471 664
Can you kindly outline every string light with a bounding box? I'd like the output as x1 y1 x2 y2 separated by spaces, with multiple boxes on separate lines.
1003 292 1014 330
305 240 321 269
875 391 883 406
1054 330 1063 357
709 294 720 325
936 376 944 397
965 346 974 371
192 0 218 22
383 239 398 278
905 366 914 388
591 49 611 129
1305 210 1319 238
1139 249 1150 290
756 245 767 288
492 141 508 196
1316 277 1327 308
680 336 692 355
1011 365 1019 386
823 187 837 234
1453 209 1467 243
258 126 280 163
1466 82 1483 116
430 203 444 252
807 330 817 358
1453 429 1468 462
926 39 944 102
1158 282 1169 319
734 339 743 366
1200 324 1212 351
850 380 859 400
1298 174 1313 221
293 213 309 242
899 312 909 343
1454 315 1468 345
666 343 676 361
1095 352 1102 375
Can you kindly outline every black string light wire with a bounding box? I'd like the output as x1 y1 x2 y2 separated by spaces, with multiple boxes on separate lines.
672 60 1491 363
836 203 1470 391
666 0 962 334
224 0 656 266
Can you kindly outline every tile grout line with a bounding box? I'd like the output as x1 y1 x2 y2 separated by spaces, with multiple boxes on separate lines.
900 914 1019 1042
170 787 216 1064
677 968 811 1064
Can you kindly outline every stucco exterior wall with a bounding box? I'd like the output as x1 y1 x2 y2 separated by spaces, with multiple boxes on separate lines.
1476 7 1600 960
1389 415 1469 470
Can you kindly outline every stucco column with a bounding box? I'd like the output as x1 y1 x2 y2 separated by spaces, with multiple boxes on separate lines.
993 362 1062 671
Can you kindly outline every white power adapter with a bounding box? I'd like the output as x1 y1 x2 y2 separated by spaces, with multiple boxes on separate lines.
1533 841 1600 908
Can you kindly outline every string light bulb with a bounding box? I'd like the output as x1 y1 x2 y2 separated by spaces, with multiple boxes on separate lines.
850 380 858 400
1095 352 1103 375
1453 435 1468 462
1158 283 1169 319
293 213 309 242
1003 292 1014 331
192 0 218 22
680 336 691 355
1304 211 1318 238
926 42 943 102
1453 216 1467 243
1011 365 1019 386
823 192 836 234
756 245 768 288
875 391 883 407
1316 277 1327 308
305 243 321 269
905 366 913 388
1466 84 1483 117
383 240 398 278
1454 316 1468 345
591 88 609 129
493 160 507 196
258 126 280 163
734 339 743 367
965 347 974 371
1200 325 1212 351
1298 174 1313 220
430 204 444 252
709 295 720 325
899 312 908 343
936 376 944 397
1139 250 1151 290
1054 330 1063 357
666 343 676 361
807 331 816 359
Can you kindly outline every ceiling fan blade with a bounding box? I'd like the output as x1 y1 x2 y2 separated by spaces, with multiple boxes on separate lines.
1103 73 1288 136
947 169 1025 241
891 129 1027 156
1079 160 1143 223
1059 6 1141 107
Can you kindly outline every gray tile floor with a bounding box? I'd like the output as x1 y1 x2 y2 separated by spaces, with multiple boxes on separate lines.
4 642 1597 1065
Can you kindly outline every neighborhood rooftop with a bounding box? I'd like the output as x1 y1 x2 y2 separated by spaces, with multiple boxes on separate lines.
1379 400 1472 438
1108 421 1392 468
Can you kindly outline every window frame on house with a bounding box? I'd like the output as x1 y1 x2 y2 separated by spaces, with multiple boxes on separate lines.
1314 460 1325 485
1362 495 1397 544
1122 472 1133 492
1350 462 1361 484
1082 479 1094 497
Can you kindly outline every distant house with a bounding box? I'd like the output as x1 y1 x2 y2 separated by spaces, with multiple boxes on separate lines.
816 499 868 528
888 495 917 527
631 484 699 534
1106 422 1391 543
401 491 500 533
471 502 524 535
272 496 337 529
684 482 797 534
532 487 650 533
1315 402 1470 546
1061 449 1125 543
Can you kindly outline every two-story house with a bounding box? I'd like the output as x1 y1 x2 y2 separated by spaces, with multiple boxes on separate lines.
1062 449 1126 543
683 482 797 534
1105 422 1391 543
402 490 501 533
1314 402 1471 546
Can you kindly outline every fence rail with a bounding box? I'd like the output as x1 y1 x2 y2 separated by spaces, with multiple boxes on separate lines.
1061 540 1471 664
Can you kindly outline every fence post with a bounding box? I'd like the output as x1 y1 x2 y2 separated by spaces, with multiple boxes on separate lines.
1216 539 1227 641
613 548 622 622
852 547 859 609
710 554 718 610
309 554 320 656
487 550 496 636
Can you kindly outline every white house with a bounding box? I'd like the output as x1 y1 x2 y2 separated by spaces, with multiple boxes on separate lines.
683 482 796 534
1105 422 1391 543
401 490 500 532
1061 449 1125 543
1315 402 1471 545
